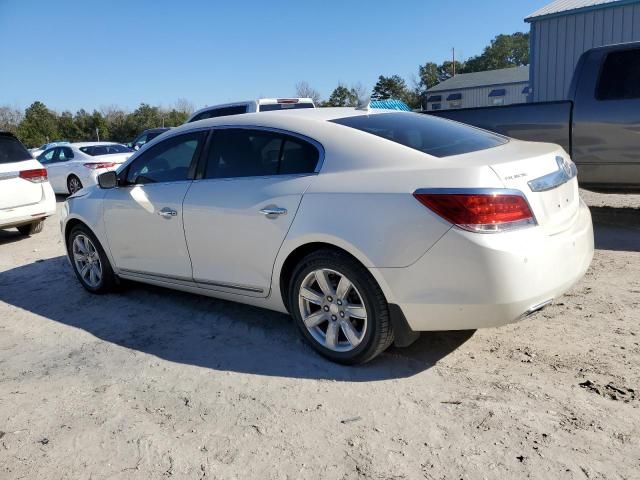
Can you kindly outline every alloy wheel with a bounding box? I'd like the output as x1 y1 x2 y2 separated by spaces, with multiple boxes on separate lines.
72 234 103 288
68 177 82 194
298 268 368 352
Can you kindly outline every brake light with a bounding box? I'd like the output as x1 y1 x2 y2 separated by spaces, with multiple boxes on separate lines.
19 168 48 183
277 98 299 104
84 162 116 169
413 189 536 233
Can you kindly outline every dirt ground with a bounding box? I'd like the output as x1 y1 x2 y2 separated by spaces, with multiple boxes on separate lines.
0 190 638 480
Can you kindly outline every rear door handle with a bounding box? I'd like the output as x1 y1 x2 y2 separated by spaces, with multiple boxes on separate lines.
260 207 287 217
158 207 178 218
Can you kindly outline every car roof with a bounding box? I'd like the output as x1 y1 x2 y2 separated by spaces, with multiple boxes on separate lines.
143 128 171 133
70 142 124 148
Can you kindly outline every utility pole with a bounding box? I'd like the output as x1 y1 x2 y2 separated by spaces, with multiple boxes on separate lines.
96 128 100 141
452 47 456 76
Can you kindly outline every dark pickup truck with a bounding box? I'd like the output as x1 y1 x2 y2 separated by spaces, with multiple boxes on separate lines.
425 42 640 192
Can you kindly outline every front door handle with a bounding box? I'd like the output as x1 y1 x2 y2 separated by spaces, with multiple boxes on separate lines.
158 207 178 218
260 206 287 217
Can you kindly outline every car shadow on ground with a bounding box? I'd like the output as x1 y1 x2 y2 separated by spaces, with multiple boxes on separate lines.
591 206 640 252
0 228 29 246
0 256 474 382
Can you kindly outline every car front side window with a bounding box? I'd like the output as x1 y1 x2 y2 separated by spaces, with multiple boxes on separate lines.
126 131 206 185
39 148 58 164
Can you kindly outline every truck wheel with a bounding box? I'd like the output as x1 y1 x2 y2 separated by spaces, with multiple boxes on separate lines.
17 220 44 236
289 249 394 365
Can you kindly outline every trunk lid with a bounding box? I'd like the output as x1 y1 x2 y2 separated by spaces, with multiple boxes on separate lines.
0 159 46 210
487 141 580 235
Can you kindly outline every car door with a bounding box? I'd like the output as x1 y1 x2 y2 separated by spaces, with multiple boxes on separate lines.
38 147 67 192
102 130 207 279
183 127 321 297
572 46 640 187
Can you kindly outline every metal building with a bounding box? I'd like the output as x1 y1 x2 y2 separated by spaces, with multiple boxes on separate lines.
527 0 640 102
423 66 530 111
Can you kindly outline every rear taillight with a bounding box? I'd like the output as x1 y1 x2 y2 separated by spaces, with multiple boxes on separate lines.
84 162 116 169
19 168 48 183
277 98 299 103
413 189 536 233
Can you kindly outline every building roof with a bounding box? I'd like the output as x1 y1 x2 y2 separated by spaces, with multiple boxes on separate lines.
525 0 639 22
426 66 529 93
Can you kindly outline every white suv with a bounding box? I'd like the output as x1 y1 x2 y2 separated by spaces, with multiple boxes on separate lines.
0 132 56 235
186 98 315 123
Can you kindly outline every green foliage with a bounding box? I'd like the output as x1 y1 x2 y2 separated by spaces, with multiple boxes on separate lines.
324 85 359 107
461 32 529 73
7 100 194 147
16 102 59 147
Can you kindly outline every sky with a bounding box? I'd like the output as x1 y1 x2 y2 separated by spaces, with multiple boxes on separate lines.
0 0 550 112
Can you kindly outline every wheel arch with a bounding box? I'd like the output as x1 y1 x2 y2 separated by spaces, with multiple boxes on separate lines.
277 241 381 313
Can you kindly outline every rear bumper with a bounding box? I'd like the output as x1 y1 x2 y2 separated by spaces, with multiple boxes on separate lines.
372 199 594 331
0 183 56 229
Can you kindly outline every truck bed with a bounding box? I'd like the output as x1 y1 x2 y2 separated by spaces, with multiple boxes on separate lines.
424 101 573 155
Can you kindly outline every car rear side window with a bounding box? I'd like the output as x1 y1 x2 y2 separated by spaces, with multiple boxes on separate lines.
126 131 206 184
597 49 640 100
190 106 248 122
0 135 32 164
330 112 507 158
203 129 319 179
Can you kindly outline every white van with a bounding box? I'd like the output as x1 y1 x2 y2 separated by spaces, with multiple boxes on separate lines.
186 98 315 123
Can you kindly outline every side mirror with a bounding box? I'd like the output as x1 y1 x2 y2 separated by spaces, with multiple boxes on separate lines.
97 171 118 189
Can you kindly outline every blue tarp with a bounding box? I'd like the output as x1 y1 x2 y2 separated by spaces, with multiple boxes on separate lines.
369 99 412 111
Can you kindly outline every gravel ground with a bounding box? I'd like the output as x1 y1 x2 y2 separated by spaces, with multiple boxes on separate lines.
0 190 638 480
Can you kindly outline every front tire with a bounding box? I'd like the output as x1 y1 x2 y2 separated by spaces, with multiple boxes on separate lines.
67 175 83 194
67 224 117 293
289 249 394 364
17 220 44 236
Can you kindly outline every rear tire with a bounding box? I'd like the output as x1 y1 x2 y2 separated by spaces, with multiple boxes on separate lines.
17 220 44 236
288 249 394 365
67 175 83 194
67 224 117 293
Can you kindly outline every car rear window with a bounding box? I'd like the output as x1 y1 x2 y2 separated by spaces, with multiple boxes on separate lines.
190 106 248 122
0 134 32 164
259 103 315 112
330 112 508 158
80 144 132 156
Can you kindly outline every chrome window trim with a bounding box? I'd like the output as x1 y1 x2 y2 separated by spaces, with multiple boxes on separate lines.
527 156 577 192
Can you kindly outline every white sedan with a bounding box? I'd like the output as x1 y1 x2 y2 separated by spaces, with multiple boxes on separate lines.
0 131 56 235
60 108 594 364
38 142 133 194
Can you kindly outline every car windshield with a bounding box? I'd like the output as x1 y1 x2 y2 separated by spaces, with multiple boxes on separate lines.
330 112 508 158
80 144 132 156
259 103 315 112
0 134 33 164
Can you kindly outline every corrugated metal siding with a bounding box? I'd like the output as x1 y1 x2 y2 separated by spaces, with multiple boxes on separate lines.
531 2 640 101
426 83 529 110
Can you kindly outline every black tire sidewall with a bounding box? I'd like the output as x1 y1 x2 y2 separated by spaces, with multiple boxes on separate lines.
289 252 389 364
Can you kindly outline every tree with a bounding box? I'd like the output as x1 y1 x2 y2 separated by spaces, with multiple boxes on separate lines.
371 75 408 100
295 81 322 105
418 62 440 90
370 75 420 109
17 101 59 147
57 111 80 140
461 32 529 73
0 106 23 134
324 84 359 107
74 109 108 141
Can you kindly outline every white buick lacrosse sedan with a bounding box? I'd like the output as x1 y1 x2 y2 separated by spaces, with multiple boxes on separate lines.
60 108 594 364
